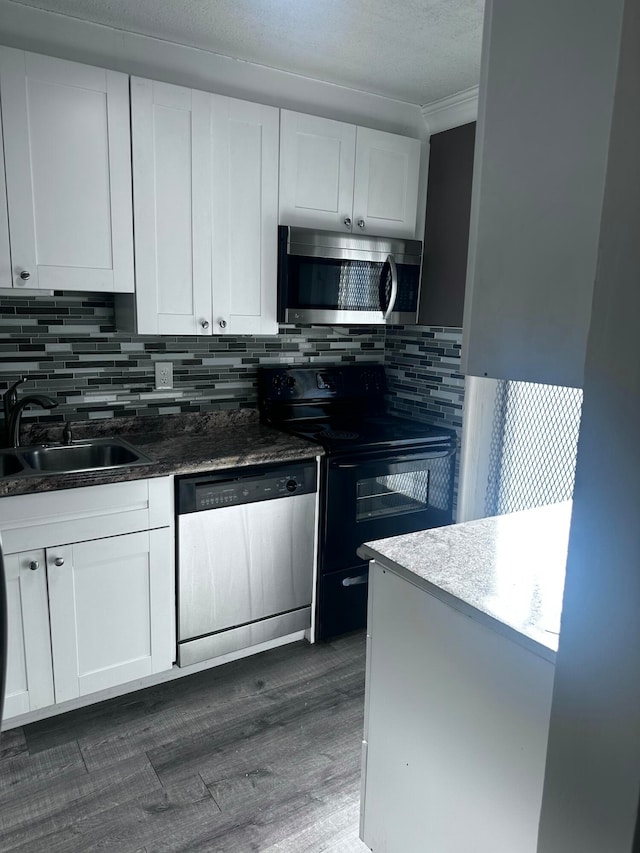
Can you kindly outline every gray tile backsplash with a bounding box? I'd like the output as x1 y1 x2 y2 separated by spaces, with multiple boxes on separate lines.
385 324 465 515
0 297 465 450
0 293 384 423
385 325 464 434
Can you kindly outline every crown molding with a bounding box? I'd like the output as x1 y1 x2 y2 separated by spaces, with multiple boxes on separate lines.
421 86 479 136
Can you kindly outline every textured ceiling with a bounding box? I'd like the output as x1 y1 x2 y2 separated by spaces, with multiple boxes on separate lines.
9 0 484 104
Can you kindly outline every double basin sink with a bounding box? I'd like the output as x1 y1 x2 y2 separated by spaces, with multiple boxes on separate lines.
0 437 154 478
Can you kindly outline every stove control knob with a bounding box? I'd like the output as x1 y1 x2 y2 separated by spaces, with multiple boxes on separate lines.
286 479 298 493
285 376 296 389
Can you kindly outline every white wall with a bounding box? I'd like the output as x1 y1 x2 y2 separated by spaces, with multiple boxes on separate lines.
462 0 624 389
537 0 640 849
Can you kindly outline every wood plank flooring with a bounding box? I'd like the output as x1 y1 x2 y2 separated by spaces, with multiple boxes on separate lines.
0 632 370 852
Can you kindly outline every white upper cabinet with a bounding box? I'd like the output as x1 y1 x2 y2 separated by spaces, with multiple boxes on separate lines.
0 48 134 293
352 127 421 239
279 111 356 232
130 78 212 335
124 77 278 336
210 96 279 335
279 110 422 239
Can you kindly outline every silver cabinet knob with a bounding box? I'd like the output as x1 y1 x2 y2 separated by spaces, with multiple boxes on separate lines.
19 270 31 281
29 560 39 571
343 216 352 228
53 556 65 567
357 219 366 229
200 319 210 330
219 319 227 329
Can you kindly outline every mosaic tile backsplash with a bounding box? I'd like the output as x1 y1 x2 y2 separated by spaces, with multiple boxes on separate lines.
385 325 464 436
0 293 384 424
0 296 465 452
385 325 465 515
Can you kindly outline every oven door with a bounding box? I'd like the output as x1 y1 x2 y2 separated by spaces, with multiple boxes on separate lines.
322 446 456 574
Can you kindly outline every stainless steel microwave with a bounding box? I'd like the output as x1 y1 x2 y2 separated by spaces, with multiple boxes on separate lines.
277 226 422 325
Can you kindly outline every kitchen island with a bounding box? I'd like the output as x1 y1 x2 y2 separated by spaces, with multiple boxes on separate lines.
357 502 571 853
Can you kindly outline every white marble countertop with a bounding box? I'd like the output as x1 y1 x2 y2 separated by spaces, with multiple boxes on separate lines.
358 502 572 662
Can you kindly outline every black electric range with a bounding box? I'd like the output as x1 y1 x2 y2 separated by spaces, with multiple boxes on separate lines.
258 364 456 640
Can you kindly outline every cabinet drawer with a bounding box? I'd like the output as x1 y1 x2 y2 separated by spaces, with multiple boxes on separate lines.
0 477 173 553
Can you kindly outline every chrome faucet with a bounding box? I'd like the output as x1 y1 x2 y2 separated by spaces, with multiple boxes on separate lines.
3 377 59 447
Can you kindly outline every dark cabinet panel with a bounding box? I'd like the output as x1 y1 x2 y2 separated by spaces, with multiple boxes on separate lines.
419 122 476 328
316 565 369 641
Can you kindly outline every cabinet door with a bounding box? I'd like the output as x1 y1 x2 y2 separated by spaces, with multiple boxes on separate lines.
279 110 356 232
47 529 174 704
0 48 134 293
353 127 421 238
3 550 54 719
211 96 279 335
131 77 212 335
0 100 12 289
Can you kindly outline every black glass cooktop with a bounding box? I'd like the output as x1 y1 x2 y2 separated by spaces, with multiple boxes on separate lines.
284 414 453 454
258 364 455 455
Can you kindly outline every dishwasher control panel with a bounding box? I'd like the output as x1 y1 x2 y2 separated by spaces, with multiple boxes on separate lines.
177 461 317 514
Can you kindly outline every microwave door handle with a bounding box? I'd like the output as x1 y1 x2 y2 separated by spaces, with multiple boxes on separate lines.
383 253 398 321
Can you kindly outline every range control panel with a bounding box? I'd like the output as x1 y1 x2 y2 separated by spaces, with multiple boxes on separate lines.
177 462 317 514
258 364 387 401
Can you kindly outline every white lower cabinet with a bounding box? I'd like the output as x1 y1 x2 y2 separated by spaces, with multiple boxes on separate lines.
47 529 173 704
4 549 55 719
1 478 175 721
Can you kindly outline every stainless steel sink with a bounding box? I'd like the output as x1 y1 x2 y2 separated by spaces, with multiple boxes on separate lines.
0 450 25 477
0 438 155 477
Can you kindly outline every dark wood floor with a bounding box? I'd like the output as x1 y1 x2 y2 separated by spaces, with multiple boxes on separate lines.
0 632 369 852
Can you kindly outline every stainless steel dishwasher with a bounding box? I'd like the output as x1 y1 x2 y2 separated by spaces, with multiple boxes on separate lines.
176 461 317 666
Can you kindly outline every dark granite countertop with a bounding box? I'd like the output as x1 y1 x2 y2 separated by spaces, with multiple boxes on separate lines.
0 411 321 497
358 502 571 663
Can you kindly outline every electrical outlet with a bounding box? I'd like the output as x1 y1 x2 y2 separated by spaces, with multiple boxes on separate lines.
155 362 173 390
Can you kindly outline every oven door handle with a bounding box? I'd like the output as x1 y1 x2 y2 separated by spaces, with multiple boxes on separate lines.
330 447 456 469
382 253 398 321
